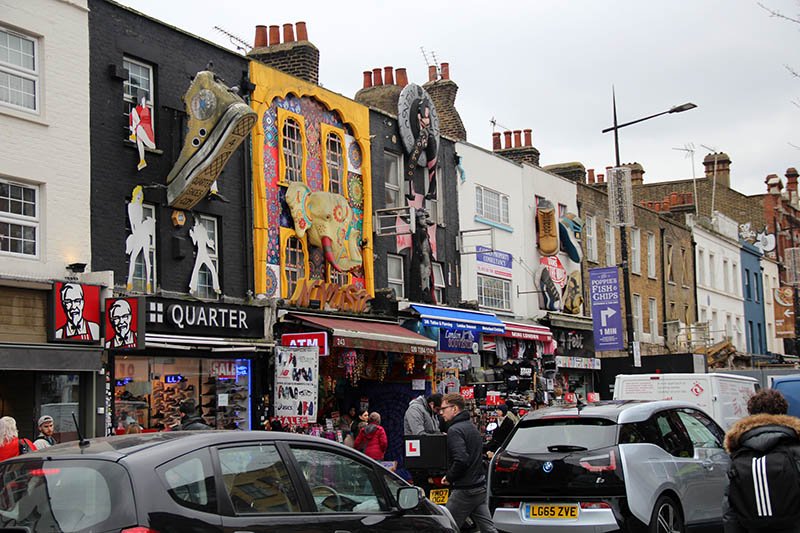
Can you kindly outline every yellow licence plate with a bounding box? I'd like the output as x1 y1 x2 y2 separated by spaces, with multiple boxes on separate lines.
527 504 579 519
429 488 449 504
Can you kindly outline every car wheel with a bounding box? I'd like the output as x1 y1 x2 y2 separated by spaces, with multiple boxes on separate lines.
649 495 683 533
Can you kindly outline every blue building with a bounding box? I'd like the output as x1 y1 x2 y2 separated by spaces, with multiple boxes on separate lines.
740 241 767 356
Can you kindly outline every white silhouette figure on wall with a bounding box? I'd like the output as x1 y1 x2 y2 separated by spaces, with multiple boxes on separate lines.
126 185 156 292
189 218 220 296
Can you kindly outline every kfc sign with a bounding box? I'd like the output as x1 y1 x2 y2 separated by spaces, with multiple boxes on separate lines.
103 297 144 350
49 282 102 345
281 331 328 355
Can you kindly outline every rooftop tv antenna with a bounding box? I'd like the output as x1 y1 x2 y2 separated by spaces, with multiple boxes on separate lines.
420 46 440 77
672 142 699 214
489 117 512 133
213 26 252 53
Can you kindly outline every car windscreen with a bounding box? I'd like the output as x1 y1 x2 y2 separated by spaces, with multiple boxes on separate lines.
505 417 618 454
0 458 136 532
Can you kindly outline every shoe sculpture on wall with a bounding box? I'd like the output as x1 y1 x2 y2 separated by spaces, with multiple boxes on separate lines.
539 266 562 312
559 213 583 263
166 70 257 210
536 199 559 256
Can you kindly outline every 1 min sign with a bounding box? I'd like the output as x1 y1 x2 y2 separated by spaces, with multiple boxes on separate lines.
281 331 328 356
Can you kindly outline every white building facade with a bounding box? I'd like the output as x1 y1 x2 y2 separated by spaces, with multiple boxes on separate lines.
761 256 785 356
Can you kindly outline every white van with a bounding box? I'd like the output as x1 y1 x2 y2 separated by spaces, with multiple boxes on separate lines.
612 373 758 429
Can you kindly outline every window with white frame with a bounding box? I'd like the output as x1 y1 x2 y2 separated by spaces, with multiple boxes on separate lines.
585 216 598 262
284 236 305 298
744 268 751 300
387 254 404 299
0 27 38 112
123 57 154 138
384 151 403 208
426 166 442 225
632 293 643 340
604 220 615 266
475 185 510 225
708 252 716 289
0 179 38 256
325 132 344 194
131 203 157 292
649 297 658 343
647 232 656 278
195 215 219 299
282 118 304 182
723 258 730 292
697 249 705 286
477 274 511 311
432 262 445 303
631 228 641 275
753 271 760 303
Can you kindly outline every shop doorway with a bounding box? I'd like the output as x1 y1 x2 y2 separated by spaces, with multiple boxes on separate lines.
0 371 81 443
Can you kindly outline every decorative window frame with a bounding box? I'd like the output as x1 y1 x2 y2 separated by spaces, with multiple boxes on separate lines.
279 228 309 299
0 25 39 114
0 177 39 258
320 124 347 197
277 108 307 186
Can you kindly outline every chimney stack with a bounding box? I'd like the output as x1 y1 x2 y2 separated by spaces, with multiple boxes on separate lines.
627 162 645 186
354 65 404 115
494 126 540 166
786 167 798 193
248 22 320 84
383 66 394 86
396 68 408 87
422 60 466 141
492 132 502 151
703 152 732 188
362 71 373 89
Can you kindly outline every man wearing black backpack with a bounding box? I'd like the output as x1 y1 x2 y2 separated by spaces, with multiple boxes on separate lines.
724 389 800 533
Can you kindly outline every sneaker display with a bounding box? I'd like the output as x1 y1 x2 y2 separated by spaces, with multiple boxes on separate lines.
539 266 562 312
536 199 559 256
559 215 583 263
166 70 257 210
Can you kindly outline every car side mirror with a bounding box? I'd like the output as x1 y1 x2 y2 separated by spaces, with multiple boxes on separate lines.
396 485 421 511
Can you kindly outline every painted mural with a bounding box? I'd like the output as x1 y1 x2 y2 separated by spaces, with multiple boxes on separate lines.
250 65 373 300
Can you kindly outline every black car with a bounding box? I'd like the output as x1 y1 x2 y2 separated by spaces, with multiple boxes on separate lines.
0 431 457 532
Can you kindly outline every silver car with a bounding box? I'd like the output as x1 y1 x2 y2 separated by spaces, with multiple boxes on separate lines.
487 400 730 533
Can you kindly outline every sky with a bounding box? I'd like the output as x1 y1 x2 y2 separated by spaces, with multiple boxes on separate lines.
117 0 800 196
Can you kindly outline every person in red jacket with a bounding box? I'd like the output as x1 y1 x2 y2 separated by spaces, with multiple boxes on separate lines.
354 412 388 461
0 416 36 461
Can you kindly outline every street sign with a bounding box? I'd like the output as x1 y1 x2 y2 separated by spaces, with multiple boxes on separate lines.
608 167 634 227
589 267 624 351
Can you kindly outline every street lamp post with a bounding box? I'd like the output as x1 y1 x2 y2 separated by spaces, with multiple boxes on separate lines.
602 90 697 366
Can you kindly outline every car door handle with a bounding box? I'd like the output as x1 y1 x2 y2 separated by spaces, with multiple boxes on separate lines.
334 530 351 533
701 459 714 470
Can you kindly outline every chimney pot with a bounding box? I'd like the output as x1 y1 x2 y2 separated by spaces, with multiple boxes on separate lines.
254 25 268 48
662 200 670 211
670 192 679 206
396 67 408 87
384 66 394 85
372 67 383 86
428 65 437 82
268 25 280 46
282 23 295 43
654 203 661 212
597 174 605 183
503 131 513 150
295 21 308 41
441 62 450 80
492 132 502 151
362 71 373 89
513 130 522 148
687 192 693 205
523 129 532 147
587 168 595 184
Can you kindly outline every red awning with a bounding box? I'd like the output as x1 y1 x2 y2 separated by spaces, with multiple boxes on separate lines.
499 321 552 342
286 314 437 356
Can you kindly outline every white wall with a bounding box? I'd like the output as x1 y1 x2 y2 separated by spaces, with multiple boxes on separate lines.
0 0 91 281
761 257 784 355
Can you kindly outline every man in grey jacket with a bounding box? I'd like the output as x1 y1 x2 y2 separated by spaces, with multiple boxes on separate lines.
403 393 442 435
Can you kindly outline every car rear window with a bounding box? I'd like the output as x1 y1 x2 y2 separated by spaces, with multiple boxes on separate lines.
0 459 136 532
505 417 618 454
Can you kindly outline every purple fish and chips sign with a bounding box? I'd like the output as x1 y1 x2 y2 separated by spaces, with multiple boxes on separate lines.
589 267 624 351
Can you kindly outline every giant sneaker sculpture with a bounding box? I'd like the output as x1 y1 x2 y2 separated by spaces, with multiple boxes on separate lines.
166 70 257 210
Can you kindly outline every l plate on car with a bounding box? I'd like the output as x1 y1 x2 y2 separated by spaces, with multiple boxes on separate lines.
429 488 449 504
525 503 579 519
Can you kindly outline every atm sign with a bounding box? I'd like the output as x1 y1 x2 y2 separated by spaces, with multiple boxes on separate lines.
281 332 328 355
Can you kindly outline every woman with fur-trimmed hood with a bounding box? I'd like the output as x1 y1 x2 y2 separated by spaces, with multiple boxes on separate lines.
723 389 800 533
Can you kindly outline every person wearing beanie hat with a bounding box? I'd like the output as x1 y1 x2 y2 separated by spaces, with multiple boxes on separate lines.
33 415 57 449
485 401 519 458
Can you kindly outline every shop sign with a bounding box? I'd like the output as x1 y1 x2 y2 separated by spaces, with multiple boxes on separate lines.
539 256 567 288
274 346 319 424
281 331 328 355
553 328 594 358
774 286 795 337
145 298 265 338
587 392 600 403
486 391 502 406
290 279 370 313
277 416 309 427
104 297 145 350
556 355 601 370
49 282 102 345
210 361 237 379
589 267 624 351
439 328 478 354
476 246 513 279
460 386 475 400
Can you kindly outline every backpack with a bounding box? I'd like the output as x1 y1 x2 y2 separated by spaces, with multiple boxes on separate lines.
18 439 30 455
727 443 800 529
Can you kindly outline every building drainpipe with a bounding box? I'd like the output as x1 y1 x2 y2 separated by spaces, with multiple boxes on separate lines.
691 236 698 353
660 227 668 350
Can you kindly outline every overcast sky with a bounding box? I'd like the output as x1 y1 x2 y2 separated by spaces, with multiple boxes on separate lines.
118 0 800 196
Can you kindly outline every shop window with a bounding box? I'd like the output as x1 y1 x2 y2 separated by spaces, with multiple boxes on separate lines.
384 151 403 208
322 126 346 195
0 26 38 112
196 215 219 299
284 236 306 299
38 373 80 443
278 109 306 184
477 274 511 311
433 262 445 303
123 57 154 140
0 178 38 257
475 185 509 225
131 203 157 293
219 444 301 514
387 254 404 299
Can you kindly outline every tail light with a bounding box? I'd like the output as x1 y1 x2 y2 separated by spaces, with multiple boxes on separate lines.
580 501 611 509
579 449 617 472
499 500 520 508
121 528 159 533
494 456 520 473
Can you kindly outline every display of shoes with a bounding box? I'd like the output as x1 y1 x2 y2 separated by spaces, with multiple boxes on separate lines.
559 215 583 263
166 70 257 210
539 266 562 312
536 199 559 256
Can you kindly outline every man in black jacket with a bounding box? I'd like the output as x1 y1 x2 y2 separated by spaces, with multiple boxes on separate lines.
440 393 497 533
179 400 212 431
